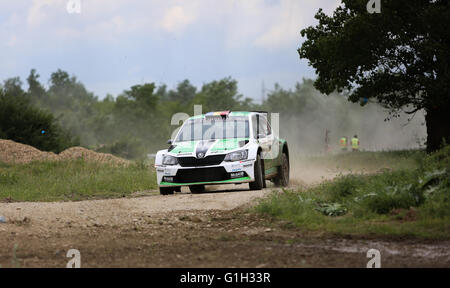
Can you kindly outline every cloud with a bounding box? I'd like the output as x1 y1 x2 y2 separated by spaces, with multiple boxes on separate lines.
13 0 341 48
27 0 64 26
254 0 342 49
160 6 195 33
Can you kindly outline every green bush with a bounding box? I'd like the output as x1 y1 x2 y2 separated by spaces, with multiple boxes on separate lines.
327 174 365 201
0 90 78 153
416 146 450 218
316 202 347 216
420 189 450 218
360 183 424 214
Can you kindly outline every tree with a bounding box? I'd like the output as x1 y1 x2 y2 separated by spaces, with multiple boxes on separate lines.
194 77 243 111
298 0 450 152
48 69 97 104
27 69 47 105
168 79 196 103
124 83 157 108
0 87 77 153
3 77 24 98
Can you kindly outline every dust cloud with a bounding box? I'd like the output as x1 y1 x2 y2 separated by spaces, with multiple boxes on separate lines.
266 82 426 185
276 95 425 155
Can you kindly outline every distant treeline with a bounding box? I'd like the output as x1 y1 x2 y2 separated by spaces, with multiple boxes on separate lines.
0 69 425 158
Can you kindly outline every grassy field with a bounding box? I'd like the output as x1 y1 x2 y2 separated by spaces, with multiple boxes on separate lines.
256 148 450 239
0 160 157 202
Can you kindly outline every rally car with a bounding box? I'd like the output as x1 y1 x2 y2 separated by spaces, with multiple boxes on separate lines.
155 111 289 195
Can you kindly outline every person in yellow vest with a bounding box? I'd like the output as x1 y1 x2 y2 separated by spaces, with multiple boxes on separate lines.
340 136 348 152
351 135 360 152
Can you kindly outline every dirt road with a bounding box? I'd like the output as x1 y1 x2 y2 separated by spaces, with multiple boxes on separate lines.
0 185 269 231
1 182 449 268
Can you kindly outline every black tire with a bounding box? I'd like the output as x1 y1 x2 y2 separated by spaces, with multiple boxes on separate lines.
274 152 289 187
160 187 175 195
249 154 264 190
189 185 205 194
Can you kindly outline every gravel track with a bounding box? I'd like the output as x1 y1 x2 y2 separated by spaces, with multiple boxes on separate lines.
1 183 448 268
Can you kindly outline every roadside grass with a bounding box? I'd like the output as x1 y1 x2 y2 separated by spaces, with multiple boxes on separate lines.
256 148 450 239
0 159 157 202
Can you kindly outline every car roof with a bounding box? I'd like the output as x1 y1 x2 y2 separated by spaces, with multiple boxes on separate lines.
188 111 253 120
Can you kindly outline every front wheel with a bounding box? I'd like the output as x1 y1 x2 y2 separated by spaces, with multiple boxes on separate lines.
274 152 289 187
160 187 175 195
249 154 264 190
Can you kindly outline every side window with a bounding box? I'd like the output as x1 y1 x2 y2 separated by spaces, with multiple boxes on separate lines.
259 117 268 136
252 115 258 138
266 118 272 135
252 114 270 139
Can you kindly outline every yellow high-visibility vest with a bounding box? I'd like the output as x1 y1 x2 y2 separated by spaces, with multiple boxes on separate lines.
352 138 359 149
340 137 347 148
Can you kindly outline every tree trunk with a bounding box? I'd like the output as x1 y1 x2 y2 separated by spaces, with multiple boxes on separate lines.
425 104 450 153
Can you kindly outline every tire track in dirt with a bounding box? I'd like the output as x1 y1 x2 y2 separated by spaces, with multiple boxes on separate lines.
0 184 270 231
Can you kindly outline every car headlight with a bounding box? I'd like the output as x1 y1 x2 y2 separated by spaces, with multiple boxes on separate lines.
224 150 248 162
162 155 178 165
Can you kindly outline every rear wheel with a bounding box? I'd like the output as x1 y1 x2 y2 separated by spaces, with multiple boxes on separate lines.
274 152 289 187
189 185 205 194
159 187 175 195
249 154 264 190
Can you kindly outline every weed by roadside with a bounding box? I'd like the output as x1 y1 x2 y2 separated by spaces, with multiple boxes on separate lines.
255 147 450 239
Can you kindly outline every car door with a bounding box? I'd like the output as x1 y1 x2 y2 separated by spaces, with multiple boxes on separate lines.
253 115 275 174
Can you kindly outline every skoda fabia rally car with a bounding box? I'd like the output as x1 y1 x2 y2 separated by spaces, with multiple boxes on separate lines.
155 111 289 195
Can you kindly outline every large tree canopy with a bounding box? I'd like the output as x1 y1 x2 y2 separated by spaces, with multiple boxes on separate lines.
299 0 450 152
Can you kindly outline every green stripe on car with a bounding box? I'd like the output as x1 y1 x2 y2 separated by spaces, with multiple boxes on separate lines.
210 138 248 152
170 141 197 153
160 176 251 186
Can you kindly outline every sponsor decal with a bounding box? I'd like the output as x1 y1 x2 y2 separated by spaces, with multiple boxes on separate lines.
163 176 174 183
230 171 245 178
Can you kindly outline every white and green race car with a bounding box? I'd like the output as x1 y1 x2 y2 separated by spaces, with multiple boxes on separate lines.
155 111 289 195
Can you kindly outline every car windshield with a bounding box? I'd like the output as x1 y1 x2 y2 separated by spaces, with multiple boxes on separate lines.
176 117 249 142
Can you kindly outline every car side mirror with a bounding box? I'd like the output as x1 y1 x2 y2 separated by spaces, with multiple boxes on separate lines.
167 139 173 145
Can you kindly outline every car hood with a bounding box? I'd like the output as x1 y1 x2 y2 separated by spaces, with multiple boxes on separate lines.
168 138 249 156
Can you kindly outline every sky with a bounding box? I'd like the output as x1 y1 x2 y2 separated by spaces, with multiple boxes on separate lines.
0 0 341 102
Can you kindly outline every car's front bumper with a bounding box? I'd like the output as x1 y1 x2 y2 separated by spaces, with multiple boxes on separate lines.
156 159 255 187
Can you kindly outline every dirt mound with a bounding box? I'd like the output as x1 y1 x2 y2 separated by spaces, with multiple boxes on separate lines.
0 139 129 165
0 140 58 164
59 147 129 165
